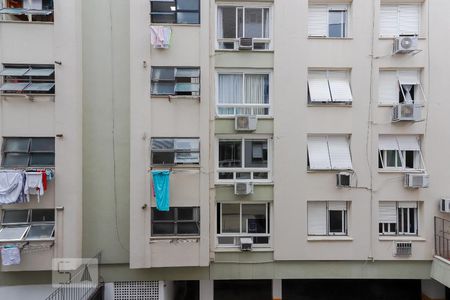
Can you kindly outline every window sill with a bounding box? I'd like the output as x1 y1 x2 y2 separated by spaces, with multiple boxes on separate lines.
0 20 53 25
149 23 200 27
307 103 352 107
151 95 200 101
1 93 55 100
215 49 274 53
0 238 55 244
308 36 353 40
215 116 274 120
377 169 425 174
215 247 273 253
307 169 352 173
307 236 353 242
215 182 274 186
149 236 200 241
379 236 425 242
379 36 426 40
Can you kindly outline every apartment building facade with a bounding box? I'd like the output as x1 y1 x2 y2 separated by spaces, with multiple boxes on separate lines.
2 0 450 299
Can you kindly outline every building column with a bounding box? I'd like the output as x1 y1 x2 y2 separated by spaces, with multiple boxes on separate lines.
200 280 214 300
273 279 282 300
422 279 446 300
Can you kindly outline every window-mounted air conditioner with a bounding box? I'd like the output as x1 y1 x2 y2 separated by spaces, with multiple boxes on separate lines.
240 237 253 251
393 36 418 54
392 103 421 122
239 37 253 50
440 199 450 213
394 241 412 256
234 182 253 195
235 115 257 131
404 173 430 188
336 172 351 187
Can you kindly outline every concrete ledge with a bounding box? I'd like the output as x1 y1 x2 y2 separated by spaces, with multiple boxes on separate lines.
431 256 450 288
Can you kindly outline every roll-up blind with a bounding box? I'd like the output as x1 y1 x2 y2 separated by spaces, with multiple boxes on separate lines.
380 5 399 37
308 136 331 170
379 202 397 223
378 135 399 151
328 201 347 211
308 202 327 235
308 71 331 102
328 136 352 170
397 135 420 151
379 70 399 105
328 71 353 102
399 4 420 35
308 5 328 37
398 201 418 208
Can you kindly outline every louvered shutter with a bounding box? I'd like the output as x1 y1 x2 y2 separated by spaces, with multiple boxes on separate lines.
379 70 399 105
397 135 420 151
399 4 420 35
308 202 327 235
308 71 331 102
328 201 347 211
328 136 352 170
380 5 399 37
307 136 331 170
308 5 328 37
379 202 397 223
379 135 399 151
328 71 352 102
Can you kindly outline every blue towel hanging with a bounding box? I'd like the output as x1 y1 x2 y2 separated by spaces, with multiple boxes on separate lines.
151 170 171 211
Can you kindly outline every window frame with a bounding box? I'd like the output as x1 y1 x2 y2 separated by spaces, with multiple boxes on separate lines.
0 0 54 23
1 137 55 168
307 69 353 104
328 8 348 38
151 207 200 237
0 209 55 242
379 202 418 236
0 64 55 95
379 4 421 38
308 4 350 38
377 135 425 172
215 69 272 117
378 69 425 106
307 134 353 171
150 137 200 166
307 201 349 236
216 136 272 183
150 0 200 25
150 67 200 97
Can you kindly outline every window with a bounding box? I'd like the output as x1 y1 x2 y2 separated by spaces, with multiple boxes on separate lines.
218 138 270 182
217 71 270 116
378 135 424 171
151 67 200 96
150 0 199 24
307 135 353 171
0 209 55 241
151 138 200 165
217 203 270 246
0 64 55 95
378 69 425 105
151 207 200 236
217 6 271 50
2 137 55 168
379 202 418 235
379 4 420 37
307 201 348 236
308 70 352 103
0 0 53 22
308 5 349 38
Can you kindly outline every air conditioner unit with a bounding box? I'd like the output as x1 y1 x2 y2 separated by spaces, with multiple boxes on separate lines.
336 172 351 187
393 36 418 54
235 115 257 131
234 182 254 195
392 103 421 122
394 241 412 256
404 173 430 188
239 38 253 50
240 237 253 251
440 199 450 213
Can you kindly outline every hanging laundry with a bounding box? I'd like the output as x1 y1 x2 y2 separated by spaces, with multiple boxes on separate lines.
24 172 44 202
0 171 24 205
1 245 21 266
151 170 171 211
45 169 54 182
150 26 172 49
40 170 47 191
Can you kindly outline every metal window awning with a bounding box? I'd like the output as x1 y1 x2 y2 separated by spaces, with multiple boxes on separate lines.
0 68 30 76
23 83 55 92
24 68 54 77
0 82 30 92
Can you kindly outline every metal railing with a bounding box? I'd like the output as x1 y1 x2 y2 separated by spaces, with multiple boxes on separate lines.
45 252 103 300
435 216 450 259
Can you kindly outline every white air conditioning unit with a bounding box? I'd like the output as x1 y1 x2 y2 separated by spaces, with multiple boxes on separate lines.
404 173 430 188
393 36 418 54
240 237 253 251
235 115 257 131
234 182 253 195
239 37 253 50
392 103 421 122
440 199 450 213
394 241 412 256
336 172 351 188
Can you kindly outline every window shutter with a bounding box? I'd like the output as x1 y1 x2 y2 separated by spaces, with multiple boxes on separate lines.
308 71 331 102
308 202 327 235
396 135 420 151
307 136 331 170
399 4 420 35
328 71 352 102
398 69 420 85
379 202 397 223
378 70 399 105
398 201 417 208
328 201 347 211
378 135 399 151
308 5 328 37
380 5 399 37
327 136 352 170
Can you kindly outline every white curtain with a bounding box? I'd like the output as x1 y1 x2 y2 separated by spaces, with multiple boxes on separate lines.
217 7 223 39
218 74 243 115
245 74 268 115
263 8 270 38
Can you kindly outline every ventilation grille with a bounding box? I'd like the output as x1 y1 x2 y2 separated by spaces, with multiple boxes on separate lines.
114 281 159 300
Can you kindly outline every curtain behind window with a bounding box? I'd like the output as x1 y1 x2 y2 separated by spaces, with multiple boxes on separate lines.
245 74 268 115
218 74 243 115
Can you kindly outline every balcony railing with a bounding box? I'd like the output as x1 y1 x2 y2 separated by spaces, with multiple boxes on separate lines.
435 216 450 259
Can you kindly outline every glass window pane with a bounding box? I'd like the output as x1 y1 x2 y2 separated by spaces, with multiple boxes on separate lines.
3 138 30 152
24 83 55 92
175 68 200 78
329 210 344 233
24 68 54 77
26 224 54 240
177 12 199 24
177 222 199 235
244 74 269 104
153 209 175 221
31 209 54 222
151 82 175 95
0 226 28 241
152 139 174 150
30 138 55 152
151 1 174 13
152 223 175 235
242 204 267 233
2 210 29 224
409 208 416 233
221 204 240 233
237 8 243 37
174 152 199 164
218 172 234 180
0 68 29 76
236 172 251 179
405 151 415 168
219 141 242 168
0 82 29 92
245 8 263 38
177 207 195 220
220 7 236 38
218 74 243 104
253 236 269 244
253 172 268 180
30 153 54 166
174 83 200 93
152 68 175 81
151 13 176 24
177 0 199 11
152 152 175 165
386 150 397 167
2 153 30 167
263 8 269 38
244 140 268 168
218 236 235 244
329 11 346 38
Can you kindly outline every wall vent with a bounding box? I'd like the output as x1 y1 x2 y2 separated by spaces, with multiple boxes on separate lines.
114 281 160 300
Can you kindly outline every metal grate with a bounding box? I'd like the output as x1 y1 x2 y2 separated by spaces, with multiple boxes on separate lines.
114 281 159 300
394 241 412 256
